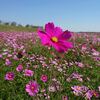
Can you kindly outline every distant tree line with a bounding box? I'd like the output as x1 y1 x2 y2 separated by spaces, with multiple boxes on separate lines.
0 20 43 29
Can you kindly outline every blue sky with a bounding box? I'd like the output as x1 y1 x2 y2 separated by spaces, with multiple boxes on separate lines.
0 0 100 32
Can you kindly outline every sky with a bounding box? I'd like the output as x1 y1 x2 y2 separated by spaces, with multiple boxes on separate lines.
0 0 100 32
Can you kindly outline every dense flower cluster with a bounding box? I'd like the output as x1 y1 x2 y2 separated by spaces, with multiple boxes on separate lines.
0 22 100 99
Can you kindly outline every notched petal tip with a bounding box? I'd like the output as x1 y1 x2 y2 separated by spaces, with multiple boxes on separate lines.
45 22 54 29
45 22 55 35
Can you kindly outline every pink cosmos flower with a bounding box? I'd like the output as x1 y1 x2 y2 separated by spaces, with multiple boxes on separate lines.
41 75 48 82
92 51 99 56
5 72 15 80
13 55 19 60
24 69 34 77
0 54 2 58
38 22 73 52
48 85 56 92
7 54 12 58
72 72 83 79
5 58 11 66
77 62 84 68
71 86 82 96
67 72 83 82
85 90 94 100
71 86 89 96
16 64 23 72
3 51 8 55
26 81 39 96
81 44 87 51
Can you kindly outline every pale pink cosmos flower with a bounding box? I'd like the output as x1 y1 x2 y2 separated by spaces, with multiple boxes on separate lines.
5 58 11 66
72 72 83 82
67 72 83 82
13 55 19 60
85 90 94 100
5 72 15 80
81 44 87 51
0 54 2 58
92 51 99 56
48 85 56 92
24 69 34 77
71 86 82 96
2 51 8 55
26 81 39 96
77 62 84 68
38 22 73 52
7 54 12 58
16 64 23 72
41 75 48 82
71 86 89 96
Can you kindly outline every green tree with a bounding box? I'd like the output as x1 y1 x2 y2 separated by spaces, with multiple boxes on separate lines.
25 24 30 27
11 22 17 26
18 24 23 27
0 20 2 24
4 22 10 25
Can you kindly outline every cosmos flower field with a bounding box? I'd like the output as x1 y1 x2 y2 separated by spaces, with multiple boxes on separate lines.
0 23 100 100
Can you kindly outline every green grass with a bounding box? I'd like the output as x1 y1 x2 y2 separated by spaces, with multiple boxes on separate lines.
0 24 38 32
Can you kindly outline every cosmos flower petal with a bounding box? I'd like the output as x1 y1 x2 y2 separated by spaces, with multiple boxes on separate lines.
51 40 73 52
38 30 50 46
45 22 54 37
26 88 31 93
34 89 39 93
29 92 35 96
60 41 73 49
26 84 30 88
54 27 63 37
51 42 67 52
59 30 72 40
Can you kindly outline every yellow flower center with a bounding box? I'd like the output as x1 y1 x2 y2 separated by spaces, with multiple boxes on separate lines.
93 92 97 96
51 37 58 42
77 87 81 90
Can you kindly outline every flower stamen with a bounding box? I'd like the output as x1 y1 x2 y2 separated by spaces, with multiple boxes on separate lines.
51 37 58 42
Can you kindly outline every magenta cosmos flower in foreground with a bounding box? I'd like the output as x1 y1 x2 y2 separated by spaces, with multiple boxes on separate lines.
5 72 15 80
38 22 73 52
26 81 39 96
